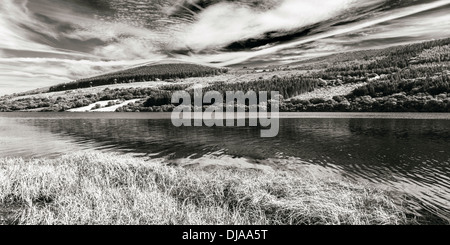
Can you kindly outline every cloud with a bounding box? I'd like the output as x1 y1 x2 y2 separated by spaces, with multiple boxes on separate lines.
0 0 58 53
63 22 166 60
174 0 359 51
346 7 450 42
0 0 168 60
180 0 450 66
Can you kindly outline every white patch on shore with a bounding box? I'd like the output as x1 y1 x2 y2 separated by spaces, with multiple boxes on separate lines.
289 82 367 101
67 99 142 112
92 99 142 112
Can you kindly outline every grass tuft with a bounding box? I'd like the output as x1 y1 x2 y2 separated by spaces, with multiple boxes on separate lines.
0 152 419 225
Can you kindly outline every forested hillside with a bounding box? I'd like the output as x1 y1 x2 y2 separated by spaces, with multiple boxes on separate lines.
280 38 450 112
1 38 450 112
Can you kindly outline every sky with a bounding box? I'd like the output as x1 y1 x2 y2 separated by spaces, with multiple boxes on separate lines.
1 0 450 95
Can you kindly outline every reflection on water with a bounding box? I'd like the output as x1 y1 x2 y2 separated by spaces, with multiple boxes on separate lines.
0 112 449 221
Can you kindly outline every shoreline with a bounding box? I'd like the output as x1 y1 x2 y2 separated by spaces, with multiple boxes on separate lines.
1 111 450 120
0 152 445 225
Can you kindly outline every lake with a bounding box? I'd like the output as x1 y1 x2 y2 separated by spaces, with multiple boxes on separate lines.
0 112 449 221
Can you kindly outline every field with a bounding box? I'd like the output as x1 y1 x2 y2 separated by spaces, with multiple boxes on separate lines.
0 152 424 225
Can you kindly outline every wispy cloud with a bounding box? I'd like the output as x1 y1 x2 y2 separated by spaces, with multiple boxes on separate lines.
0 0 59 53
173 0 360 51
181 0 450 65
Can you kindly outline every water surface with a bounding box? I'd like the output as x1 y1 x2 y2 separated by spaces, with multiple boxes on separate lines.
1 112 449 221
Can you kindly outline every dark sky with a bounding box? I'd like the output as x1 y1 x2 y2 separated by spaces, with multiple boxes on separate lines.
1 0 450 95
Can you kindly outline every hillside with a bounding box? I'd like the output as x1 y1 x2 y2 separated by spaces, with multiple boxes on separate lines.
47 63 229 93
1 38 450 113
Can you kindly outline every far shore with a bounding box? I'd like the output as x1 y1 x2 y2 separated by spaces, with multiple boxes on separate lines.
1 111 450 120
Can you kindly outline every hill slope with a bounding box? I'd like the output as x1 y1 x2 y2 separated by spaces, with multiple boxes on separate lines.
48 63 229 92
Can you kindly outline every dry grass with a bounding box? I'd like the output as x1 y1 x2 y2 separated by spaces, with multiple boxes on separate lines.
0 152 414 225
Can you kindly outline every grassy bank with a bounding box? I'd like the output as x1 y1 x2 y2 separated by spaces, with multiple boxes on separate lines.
0 153 415 225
